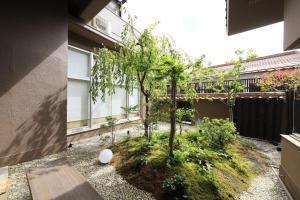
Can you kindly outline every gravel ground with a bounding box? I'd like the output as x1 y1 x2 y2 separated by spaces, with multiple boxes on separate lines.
238 138 290 200
6 125 154 200
3 124 291 200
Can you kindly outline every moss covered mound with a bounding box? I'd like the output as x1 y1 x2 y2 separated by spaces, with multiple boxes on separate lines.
112 133 268 200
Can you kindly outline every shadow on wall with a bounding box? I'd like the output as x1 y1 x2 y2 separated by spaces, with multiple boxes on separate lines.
0 0 68 166
0 87 67 166
0 0 67 98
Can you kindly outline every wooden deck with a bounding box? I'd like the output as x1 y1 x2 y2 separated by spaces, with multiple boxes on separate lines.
26 158 103 200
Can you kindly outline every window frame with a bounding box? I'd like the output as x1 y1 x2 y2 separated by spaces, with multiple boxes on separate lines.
67 45 140 132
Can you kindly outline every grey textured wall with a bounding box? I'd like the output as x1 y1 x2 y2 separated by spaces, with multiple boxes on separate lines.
284 0 300 49
0 1 68 166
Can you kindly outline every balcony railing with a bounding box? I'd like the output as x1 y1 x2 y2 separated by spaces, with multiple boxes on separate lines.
166 78 261 94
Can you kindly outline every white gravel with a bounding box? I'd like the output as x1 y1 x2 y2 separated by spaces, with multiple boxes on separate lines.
6 125 154 200
4 124 291 200
238 138 290 200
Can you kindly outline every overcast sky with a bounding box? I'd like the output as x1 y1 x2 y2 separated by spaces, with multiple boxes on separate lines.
124 0 284 65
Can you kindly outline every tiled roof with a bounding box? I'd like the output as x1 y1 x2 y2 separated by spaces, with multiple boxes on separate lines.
159 92 286 100
212 50 300 74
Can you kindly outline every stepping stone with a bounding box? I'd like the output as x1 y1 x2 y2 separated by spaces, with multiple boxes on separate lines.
26 158 103 200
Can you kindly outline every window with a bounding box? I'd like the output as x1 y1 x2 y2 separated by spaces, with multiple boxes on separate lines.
129 88 139 115
112 87 127 116
92 92 112 124
67 45 140 131
67 47 91 129
68 48 90 78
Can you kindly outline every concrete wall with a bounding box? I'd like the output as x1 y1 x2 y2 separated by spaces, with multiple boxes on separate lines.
0 1 68 166
284 0 300 49
280 135 300 200
193 99 229 121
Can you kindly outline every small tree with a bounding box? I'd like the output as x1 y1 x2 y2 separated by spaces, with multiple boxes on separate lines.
176 108 194 134
121 105 139 118
202 50 256 121
105 116 117 145
157 37 196 158
91 17 164 140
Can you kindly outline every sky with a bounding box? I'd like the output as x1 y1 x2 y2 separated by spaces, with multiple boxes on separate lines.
124 0 284 65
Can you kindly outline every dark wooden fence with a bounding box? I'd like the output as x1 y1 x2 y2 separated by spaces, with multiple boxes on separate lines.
233 91 298 143
171 84 298 142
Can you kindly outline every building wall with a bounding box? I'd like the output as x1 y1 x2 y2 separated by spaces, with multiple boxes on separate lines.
280 135 300 200
0 1 68 166
193 99 229 121
284 0 300 49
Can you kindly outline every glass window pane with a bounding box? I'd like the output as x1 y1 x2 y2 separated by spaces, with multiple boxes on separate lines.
92 92 112 124
112 87 127 116
68 48 90 78
129 88 139 108
67 79 89 128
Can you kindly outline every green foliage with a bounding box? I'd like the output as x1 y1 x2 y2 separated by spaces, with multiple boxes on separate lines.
258 69 298 92
199 49 257 121
176 108 194 134
296 66 300 87
162 174 187 199
91 16 166 138
121 104 139 118
198 117 238 150
156 36 198 158
112 119 265 200
106 116 117 144
149 99 171 123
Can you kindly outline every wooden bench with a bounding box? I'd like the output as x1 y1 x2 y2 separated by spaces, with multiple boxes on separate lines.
26 158 103 200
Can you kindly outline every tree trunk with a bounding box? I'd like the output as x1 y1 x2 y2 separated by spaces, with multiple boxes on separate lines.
111 125 115 145
144 94 150 139
179 123 182 135
229 106 234 122
169 78 177 158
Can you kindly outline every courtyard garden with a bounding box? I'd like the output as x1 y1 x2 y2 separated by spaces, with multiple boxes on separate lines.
2 14 297 200
5 124 289 200
112 119 269 200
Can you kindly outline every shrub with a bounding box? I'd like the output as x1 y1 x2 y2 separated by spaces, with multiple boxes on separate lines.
198 118 238 150
163 174 187 199
258 69 297 91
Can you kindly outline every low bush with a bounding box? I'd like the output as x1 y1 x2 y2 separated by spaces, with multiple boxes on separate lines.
198 117 238 150
162 174 187 199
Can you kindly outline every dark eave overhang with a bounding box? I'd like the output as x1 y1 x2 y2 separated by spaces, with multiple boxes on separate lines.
69 0 111 22
226 0 284 36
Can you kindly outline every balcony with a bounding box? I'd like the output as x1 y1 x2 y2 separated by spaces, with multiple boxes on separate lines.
88 7 126 42
167 78 262 95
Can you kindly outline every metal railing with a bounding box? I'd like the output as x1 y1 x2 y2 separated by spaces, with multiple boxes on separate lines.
166 78 261 94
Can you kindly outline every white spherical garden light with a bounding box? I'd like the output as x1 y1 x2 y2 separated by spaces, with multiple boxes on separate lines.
99 149 113 164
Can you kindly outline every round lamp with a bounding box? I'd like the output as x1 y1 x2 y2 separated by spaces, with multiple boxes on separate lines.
99 149 113 164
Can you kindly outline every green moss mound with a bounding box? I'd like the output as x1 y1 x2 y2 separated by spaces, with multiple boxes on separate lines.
112 132 268 200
